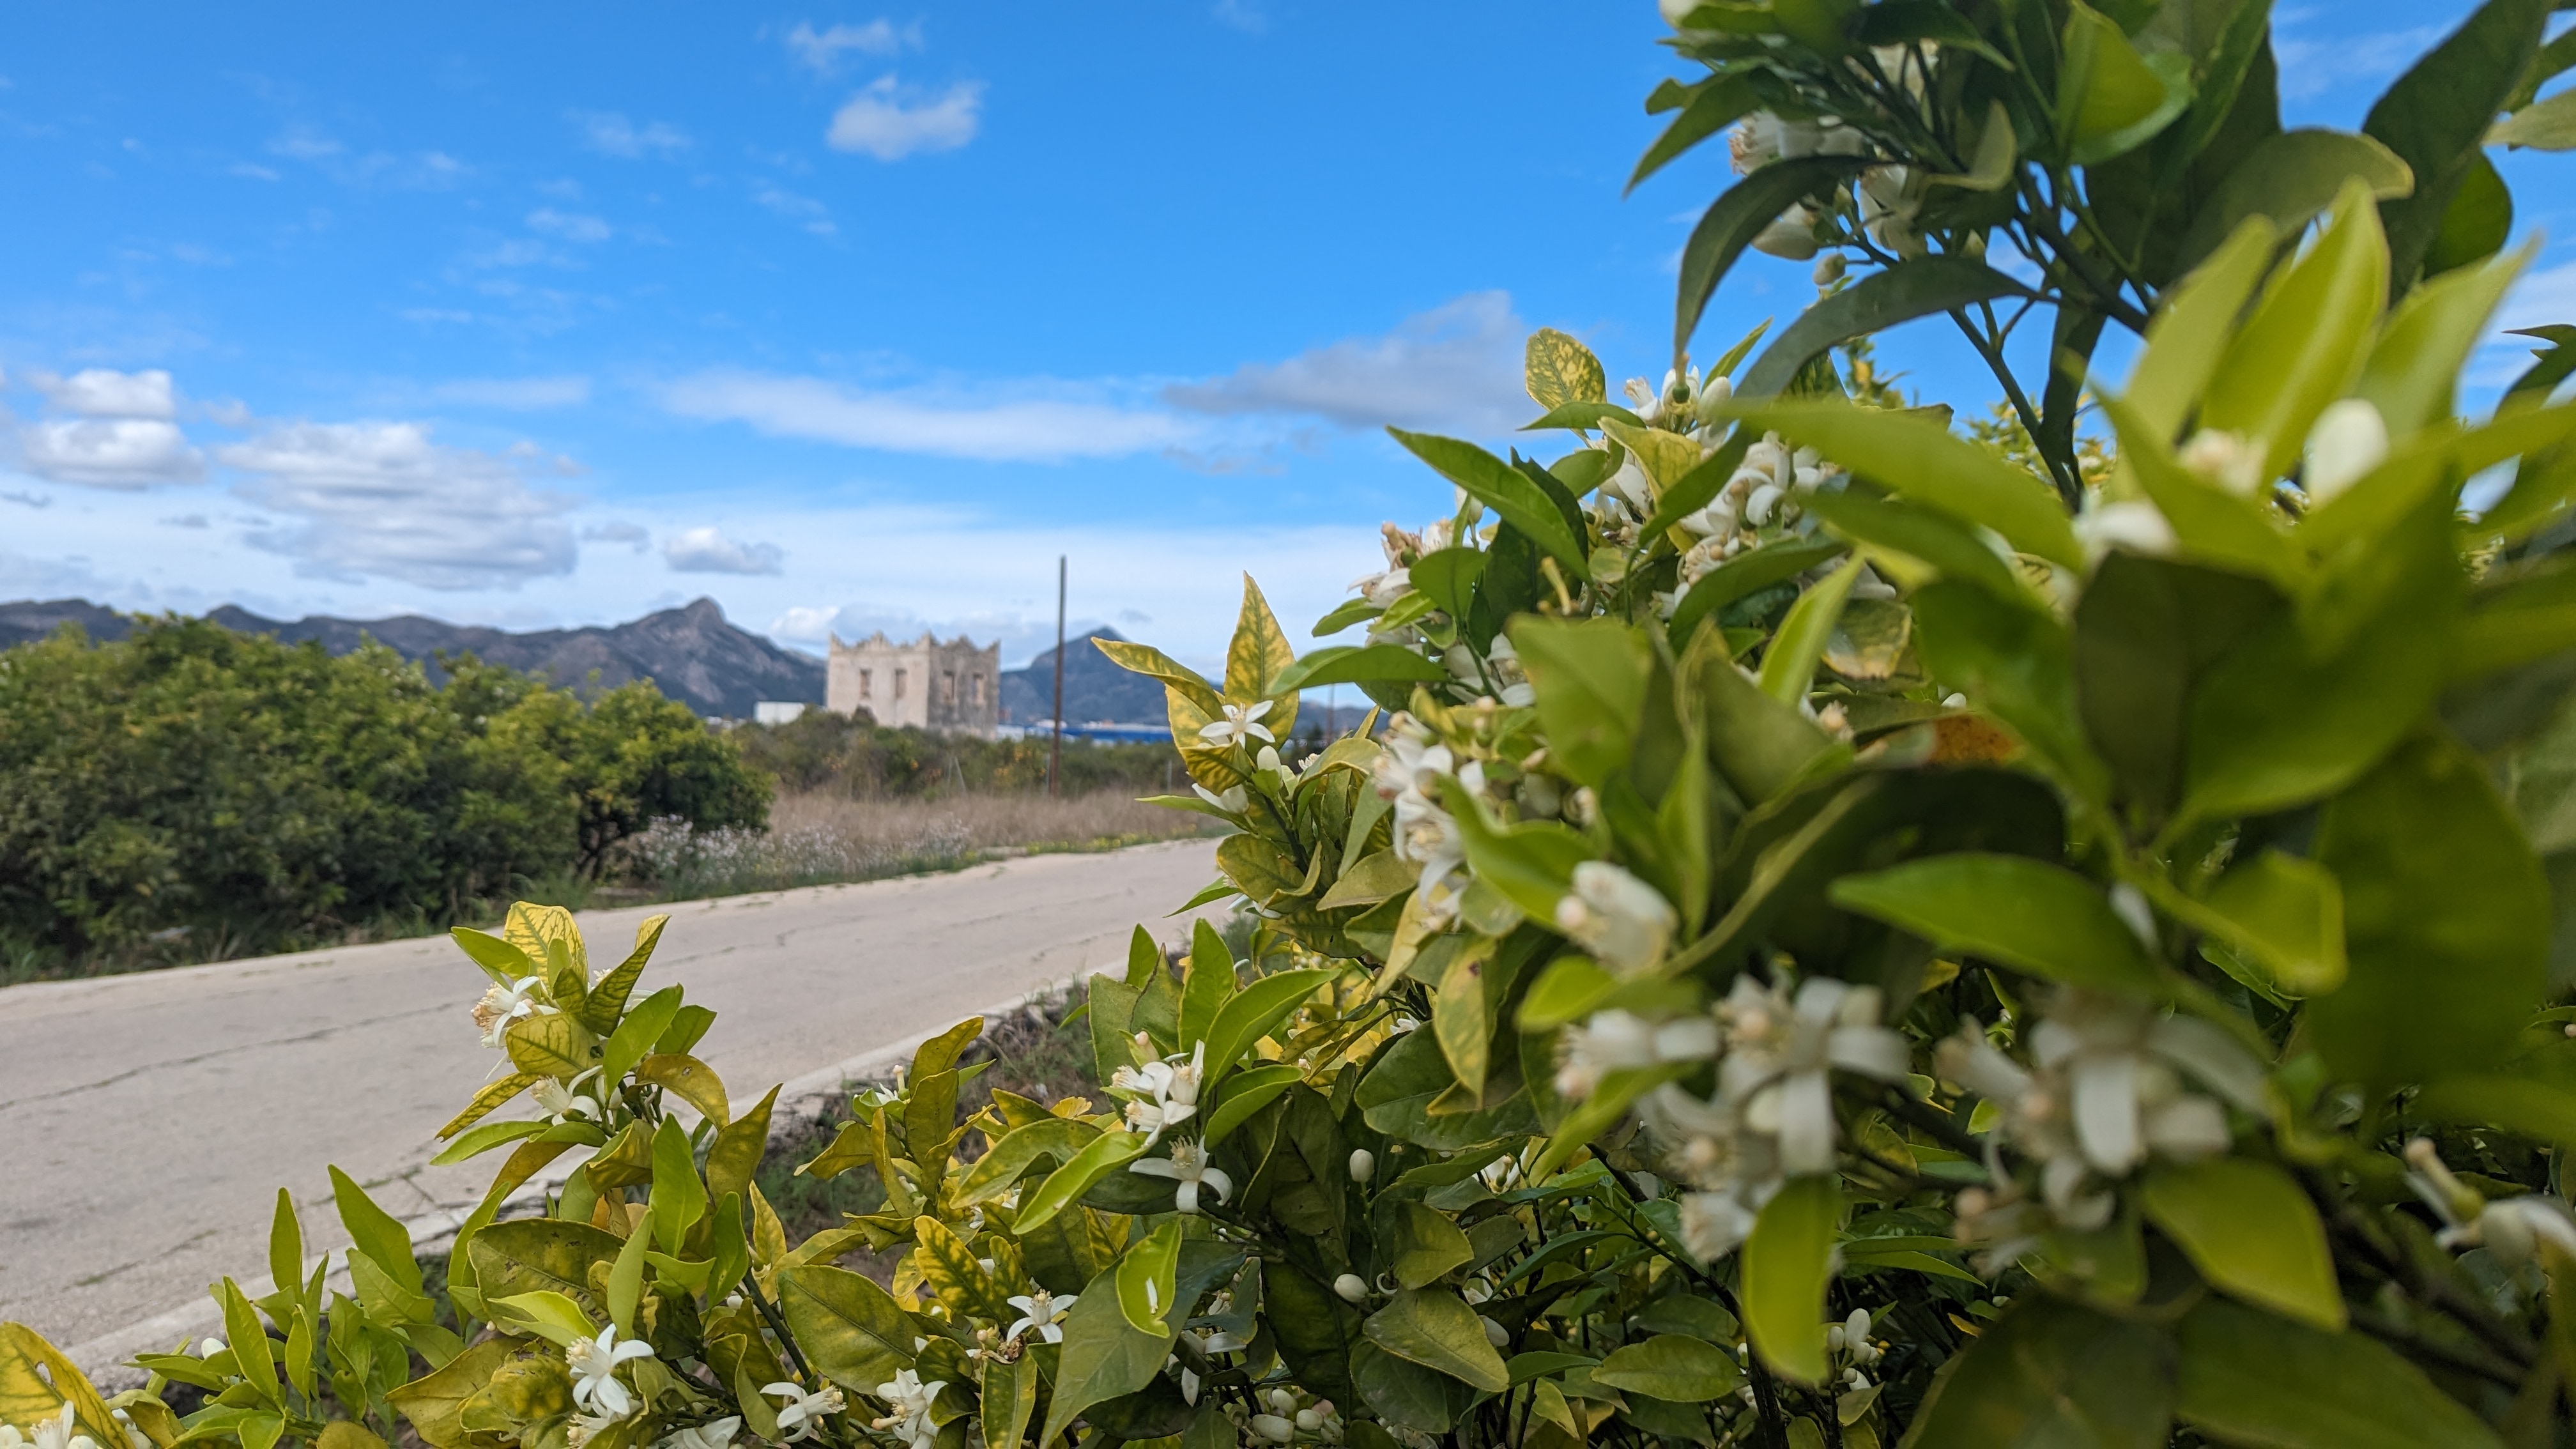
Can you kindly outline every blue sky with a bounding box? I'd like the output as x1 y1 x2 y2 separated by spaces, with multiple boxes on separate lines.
3 1 2567 671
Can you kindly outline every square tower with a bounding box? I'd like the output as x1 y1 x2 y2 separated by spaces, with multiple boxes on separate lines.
826 630 1001 737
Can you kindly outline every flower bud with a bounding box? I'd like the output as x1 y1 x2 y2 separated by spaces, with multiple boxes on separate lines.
1295 1411 1323 1432
1333 1273 1369 1304
1269 1390 1299 1414
1252 1414 1296 1443
1348 1148 1376 1183
1812 253 1848 286
1481 1316 1510 1348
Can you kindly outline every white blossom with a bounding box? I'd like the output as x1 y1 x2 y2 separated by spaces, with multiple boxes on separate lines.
1351 566 1413 609
869 1370 942 1449
1555 1009 1720 1100
2406 1139 2576 1269
1859 166 1927 257
1111 1041 1206 1146
2074 498 2178 564
23 1406 98 1449
1717 976 1910 1176
1132 1139 1235 1213
2179 428 2267 496
1199 700 1278 749
763 1382 844 1443
1005 1289 1077 1344
654 1418 742 1449
2302 397 2388 505
1552 862 1676 975
565 1326 656 1420
471 976 548 1048
1751 204 1822 261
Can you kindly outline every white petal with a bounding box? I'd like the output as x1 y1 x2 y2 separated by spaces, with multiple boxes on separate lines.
2069 1052 2145 1175
1775 1070 1838 1176
1827 1025 1911 1082
2147 1015 2267 1112
2141 1094 2229 1160
1200 1165 1234 1203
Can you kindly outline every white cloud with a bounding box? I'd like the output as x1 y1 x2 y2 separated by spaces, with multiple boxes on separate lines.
826 76 983 160
785 19 921 72
1165 291 1528 436
769 603 841 640
659 369 1197 462
31 367 179 418
583 519 650 551
664 525 785 575
229 162 282 181
751 183 837 236
1213 0 1268 33
19 419 204 487
2272 22 2447 102
433 376 594 410
526 207 612 242
265 126 470 189
217 421 579 589
574 111 691 159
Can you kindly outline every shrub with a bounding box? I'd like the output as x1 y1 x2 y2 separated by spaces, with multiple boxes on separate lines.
10 3 2576 1447
0 623 769 974
732 712 1183 801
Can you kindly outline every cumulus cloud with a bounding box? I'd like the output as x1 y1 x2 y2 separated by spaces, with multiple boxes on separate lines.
1165 291 1527 436
827 76 983 160
660 369 1196 462
785 19 920 72
664 525 785 575
751 183 837 236
768 604 841 640
217 422 579 589
526 208 613 242
32 367 179 418
434 376 594 410
574 111 690 158
20 418 206 487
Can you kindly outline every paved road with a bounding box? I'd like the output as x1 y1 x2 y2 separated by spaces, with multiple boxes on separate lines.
1 840 1221 1371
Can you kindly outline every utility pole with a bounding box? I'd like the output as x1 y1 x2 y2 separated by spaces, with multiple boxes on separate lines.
1048 555 1066 798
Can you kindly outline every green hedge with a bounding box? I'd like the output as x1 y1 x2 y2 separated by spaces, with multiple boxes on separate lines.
731 705 1184 798
0 616 770 974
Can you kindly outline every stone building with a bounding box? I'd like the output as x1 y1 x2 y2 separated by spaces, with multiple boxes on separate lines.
825 630 1001 736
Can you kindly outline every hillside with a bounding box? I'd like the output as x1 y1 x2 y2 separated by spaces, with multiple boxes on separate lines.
998 628 1179 724
0 595 824 719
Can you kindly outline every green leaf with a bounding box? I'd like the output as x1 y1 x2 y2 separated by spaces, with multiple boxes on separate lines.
1735 256 2030 404
2358 241 2529 435
2364 0 2556 286
1116 1218 1184 1336
1390 1200 1476 1289
2196 850 2347 994
1441 783 1591 923
1508 615 1650 790
1204 1062 1303 1145
1517 955 1618 1032
1591 1335 1745 1402
1910 581 2106 799
1798 487 2022 599
1740 1176 1838 1386
1179 919 1238 1053
2173 129 2413 273
2060 3 2192 163
1687 636 1848 807
2414 1075 2576 1147
1199 967 1337 1082
2200 181 2389 484
578 914 668 1035
2141 1159 2342 1330
1756 556 1864 705
329 1165 424 1298
1721 398 2081 568
2174 1298 2504 1448
1096 636 1225 714
449 926 535 988
707 1084 778 1209
1388 429 1586 578
650 1117 709 1254
1015 1129 1149 1231
635 1054 729 1124
2308 732 2552 1087
1676 155 1873 356
1829 853 2165 995
1362 1290 1510 1394
1525 327 1607 408
466 1220 619 1308
1629 73 1760 193
2124 217 2281 445
607 1215 648 1335
1271 644 1450 694
1226 574 1300 707
981 1354 1038 1449
604 985 683 1085
486 1290 596 1347
1901 1293 2174 1448
1666 535 1846 647
776 1264 914 1397
2421 150 2514 278
958 1117 1096 1203
2096 393 2303 588
1041 1265 1183 1449
217 1278 280 1406
505 1011 596 1081
1352 1342 1476 1434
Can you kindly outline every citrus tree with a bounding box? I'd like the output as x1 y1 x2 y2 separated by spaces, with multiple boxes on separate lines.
9 1 2576 1446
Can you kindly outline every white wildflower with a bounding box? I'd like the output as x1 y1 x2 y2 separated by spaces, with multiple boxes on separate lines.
869 1370 942 1449
654 1418 742 1449
1717 976 1910 1176
2178 429 2267 496
1005 1289 1077 1344
471 976 548 1048
1554 1009 1721 1100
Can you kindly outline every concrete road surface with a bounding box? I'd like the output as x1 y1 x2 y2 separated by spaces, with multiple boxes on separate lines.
1 839 1221 1373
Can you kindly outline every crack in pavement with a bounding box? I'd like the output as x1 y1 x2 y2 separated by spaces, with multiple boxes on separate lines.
0 1000 453 1111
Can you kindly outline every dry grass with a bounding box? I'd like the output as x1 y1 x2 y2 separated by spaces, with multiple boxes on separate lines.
613 788 1211 899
